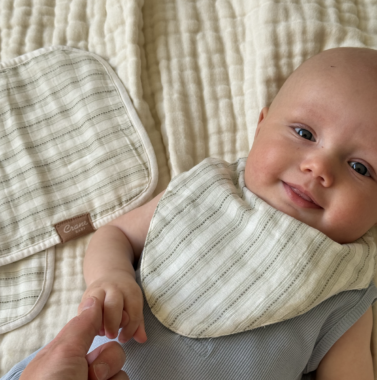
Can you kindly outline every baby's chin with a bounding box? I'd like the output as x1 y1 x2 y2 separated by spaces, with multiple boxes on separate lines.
288 217 365 245
252 191 341 242
246 181 372 245
245 179 342 242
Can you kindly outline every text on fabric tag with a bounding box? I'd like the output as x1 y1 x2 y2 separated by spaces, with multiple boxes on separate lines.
54 213 95 243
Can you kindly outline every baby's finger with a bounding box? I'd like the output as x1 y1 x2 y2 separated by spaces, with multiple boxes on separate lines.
118 295 145 343
120 310 130 329
99 310 105 336
119 318 146 343
133 322 147 343
104 290 124 339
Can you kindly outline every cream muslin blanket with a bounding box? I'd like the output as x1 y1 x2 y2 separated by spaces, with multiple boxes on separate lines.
1 0 377 377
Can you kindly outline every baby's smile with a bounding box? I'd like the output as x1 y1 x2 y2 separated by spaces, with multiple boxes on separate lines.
282 182 323 209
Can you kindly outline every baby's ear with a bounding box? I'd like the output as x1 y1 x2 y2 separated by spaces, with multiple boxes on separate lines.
255 107 269 138
258 107 269 124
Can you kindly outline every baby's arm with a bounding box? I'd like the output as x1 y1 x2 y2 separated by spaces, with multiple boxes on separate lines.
79 191 165 343
316 306 373 380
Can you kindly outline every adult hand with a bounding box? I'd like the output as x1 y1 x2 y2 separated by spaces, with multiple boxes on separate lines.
19 296 128 380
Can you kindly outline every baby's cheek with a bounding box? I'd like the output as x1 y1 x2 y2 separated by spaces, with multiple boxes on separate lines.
245 160 269 198
321 199 369 244
251 145 286 183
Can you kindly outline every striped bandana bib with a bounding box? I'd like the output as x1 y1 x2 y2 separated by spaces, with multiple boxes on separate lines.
141 157 377 338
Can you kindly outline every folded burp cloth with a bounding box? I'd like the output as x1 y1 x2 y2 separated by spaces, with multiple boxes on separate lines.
0 46 158 333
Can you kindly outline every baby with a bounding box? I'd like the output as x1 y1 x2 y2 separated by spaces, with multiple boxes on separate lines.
79 47 377 379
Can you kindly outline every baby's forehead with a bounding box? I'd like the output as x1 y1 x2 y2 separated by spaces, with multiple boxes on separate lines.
287 47 377 87
272 50 377 114
271 55 377 145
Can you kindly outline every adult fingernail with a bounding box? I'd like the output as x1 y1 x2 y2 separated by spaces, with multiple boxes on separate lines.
79 297 95 314
94 362 109 380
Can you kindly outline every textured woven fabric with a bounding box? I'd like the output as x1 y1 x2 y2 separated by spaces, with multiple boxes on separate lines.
142 0 377 176
0 46 158 335
0 249 54 333
141 158 376 338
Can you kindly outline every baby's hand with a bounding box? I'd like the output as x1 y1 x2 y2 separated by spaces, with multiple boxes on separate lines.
78 272 147 343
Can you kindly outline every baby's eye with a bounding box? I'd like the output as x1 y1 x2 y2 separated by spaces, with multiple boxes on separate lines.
349 162 371 177
294 128 315 141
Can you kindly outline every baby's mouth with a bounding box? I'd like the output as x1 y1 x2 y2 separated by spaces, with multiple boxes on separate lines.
290 187 313 202
282 182 323 209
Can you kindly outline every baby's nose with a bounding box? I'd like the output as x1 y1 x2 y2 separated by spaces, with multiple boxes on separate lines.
300 154 335 187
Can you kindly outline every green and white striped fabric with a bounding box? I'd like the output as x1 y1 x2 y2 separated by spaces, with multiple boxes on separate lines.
141 157 376 338
0 46 157 333
0 248 54 332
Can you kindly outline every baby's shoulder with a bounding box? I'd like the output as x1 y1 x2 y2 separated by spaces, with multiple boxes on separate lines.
315 306 373 379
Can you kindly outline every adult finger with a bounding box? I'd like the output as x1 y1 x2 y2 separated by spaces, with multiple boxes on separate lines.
53 296 102 357
87 341 126 380
78 289 106 315
108 372 130 380
79 289 106 336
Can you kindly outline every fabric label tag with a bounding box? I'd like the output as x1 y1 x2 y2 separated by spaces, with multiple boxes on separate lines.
54 213 95 243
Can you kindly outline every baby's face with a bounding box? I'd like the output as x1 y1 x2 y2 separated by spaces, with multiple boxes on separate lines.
245 48 377 244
